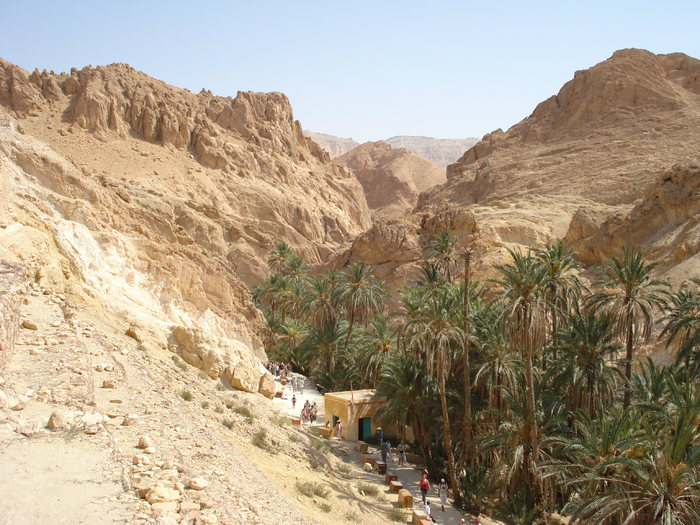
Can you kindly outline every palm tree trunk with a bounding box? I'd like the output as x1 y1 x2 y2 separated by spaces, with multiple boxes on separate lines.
523 309 542 504
345 309 355 349
461 250 473 468
623 308 634 408
438 366 463 507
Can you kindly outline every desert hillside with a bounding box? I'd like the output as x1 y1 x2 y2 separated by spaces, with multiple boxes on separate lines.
336 141 446 218
339 49 700 302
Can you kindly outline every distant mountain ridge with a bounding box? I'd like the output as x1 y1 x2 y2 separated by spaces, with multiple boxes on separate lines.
303 131 478 167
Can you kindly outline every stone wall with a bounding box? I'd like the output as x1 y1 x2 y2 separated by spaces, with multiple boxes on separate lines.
0 262 26 372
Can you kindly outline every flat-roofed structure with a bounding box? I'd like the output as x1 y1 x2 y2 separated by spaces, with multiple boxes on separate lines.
324 389 384 441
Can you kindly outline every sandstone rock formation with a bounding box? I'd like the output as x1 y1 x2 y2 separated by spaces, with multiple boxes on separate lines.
0 58 372 396
303 130 359 157
565 162 700 284
336 141 446 218
385 136 478 167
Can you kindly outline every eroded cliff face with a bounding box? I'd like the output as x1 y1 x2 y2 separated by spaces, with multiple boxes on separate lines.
0 59 371 394
336 141 445 218
565 163 700 284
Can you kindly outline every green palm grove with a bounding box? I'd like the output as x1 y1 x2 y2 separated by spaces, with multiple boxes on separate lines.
253 236 700 524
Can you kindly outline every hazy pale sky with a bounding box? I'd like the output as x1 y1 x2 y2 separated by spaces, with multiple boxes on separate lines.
2 1 699 142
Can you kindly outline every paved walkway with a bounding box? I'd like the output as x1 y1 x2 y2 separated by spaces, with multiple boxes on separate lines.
361 445 476 525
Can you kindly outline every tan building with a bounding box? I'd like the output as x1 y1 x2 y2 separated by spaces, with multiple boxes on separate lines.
324 389 384 441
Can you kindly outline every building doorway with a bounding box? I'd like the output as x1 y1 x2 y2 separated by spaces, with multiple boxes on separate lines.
358 417 371 441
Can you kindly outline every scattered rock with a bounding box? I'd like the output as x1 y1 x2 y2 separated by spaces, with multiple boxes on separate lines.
145 485 181 504
102 380 116 389
363 462 373 472
46 410 73 430
125 324 143 343
122 414 139 426
21 320 38 330
138 435 154 449
133 454 151 466
186 477 209 491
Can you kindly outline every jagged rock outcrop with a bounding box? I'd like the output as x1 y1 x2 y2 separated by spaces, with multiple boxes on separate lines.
337 141 445 218
565 163 700 284
0 58 372 396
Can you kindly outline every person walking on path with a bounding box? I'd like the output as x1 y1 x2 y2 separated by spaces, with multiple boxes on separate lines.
376 427 384 446
438 478 448 511
419 472 431 504
334 419 343 438
380 439 391 463
292 394 296 410
397 441 406 466
424 500 435 523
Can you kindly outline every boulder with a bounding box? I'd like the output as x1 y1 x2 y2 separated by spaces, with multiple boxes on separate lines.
138 435 154 449
21 320 38 330
257 370 276 398
225 364 258 393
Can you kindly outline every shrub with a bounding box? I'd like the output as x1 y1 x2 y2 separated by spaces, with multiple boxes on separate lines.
201 401 210 409
215 405 224 414
180 389 193 401
295 481 329 499
198 370 210 380
172 355 188 371
252 429 269 450
356 482 379 497
386 508 405 522
222 419 234 430
233 405 253 418
289 433 303 444
216 383 225 391
336 462 352 475
318 502 332 513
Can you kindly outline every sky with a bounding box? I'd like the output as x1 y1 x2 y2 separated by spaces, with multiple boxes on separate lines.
2 1 699 142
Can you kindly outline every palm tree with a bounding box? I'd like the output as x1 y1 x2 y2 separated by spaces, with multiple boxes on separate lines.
403 285 464 506
304 269 341 326
333 262 387 347
355 315 395 386
274 318 309 369
300 320 348 383
551 308 621 416
588 248 668 407
267 242 295 273
535 240 585 368
494 248 550 502
660 278 700 372
425 228 458 283
375 349 438 462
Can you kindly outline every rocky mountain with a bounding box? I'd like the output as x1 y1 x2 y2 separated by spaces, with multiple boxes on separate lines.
0 59 371 398
384 136 478 167
340 49 700 299
302 130 359 157
304 131 478 167
336 141 445 218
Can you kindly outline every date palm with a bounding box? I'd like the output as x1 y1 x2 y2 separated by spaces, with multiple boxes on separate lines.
660 278 700 373
333 262 387 347
494 248 550 502
588 248 668 407
535 240 585 367
425 228 458 283
403 285 464 506
355 315 395 386
267 241 294 273
551 308 621 417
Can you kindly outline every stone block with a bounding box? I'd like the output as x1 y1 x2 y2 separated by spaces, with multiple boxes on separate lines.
398 488 413 508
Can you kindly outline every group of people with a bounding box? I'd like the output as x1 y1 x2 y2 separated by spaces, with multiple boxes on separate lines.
299 399 318 424
266 361 292 380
